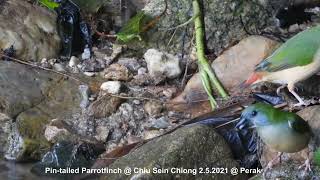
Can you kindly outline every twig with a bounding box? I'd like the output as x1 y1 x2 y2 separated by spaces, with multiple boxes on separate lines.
166 28 178 47
213 118 240 130
181 29 195 87
0 53 85 84
95 30 117 38
165 15 198 31
108 94 164 103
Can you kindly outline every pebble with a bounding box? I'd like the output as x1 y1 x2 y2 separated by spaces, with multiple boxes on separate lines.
68 56 79 68
81 47 91 60
83 72 96 77
118 58 141 72
144 49 181 79
149 117 170 129
53 63 66 72
144 101 163 117
138 67 147 75
100 81 122 94
79 85 90 109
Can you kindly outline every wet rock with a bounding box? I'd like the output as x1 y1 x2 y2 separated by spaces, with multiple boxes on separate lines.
88 95 123 119
144 101 164 117
0 61 82 161
102 64 130 81
147 117 171 130
118 57 141 72
259 105 320 179
31 141 105 177
100 81 122 94
105 125 246 180
0 0 60 61
169 36 279 117
144 49 181 80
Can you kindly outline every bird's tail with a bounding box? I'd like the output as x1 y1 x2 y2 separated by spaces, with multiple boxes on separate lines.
239 72 263 89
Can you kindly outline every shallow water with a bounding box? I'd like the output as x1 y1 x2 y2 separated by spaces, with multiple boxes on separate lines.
0 160 46 180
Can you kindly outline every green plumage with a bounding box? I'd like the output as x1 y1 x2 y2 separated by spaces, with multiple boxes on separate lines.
239 103 312 153
245 103 310 133
255 25 320 72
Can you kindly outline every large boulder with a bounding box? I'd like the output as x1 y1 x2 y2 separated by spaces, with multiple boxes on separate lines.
168 36 279 117
103 125 247 180
0 61 82 161
126 0 317 54
0 0 60 61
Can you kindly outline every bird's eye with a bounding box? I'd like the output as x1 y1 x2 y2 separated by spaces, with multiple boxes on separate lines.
251 110 257 116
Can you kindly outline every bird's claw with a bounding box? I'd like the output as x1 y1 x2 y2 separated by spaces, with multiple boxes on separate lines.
298 158 312 173
293 101 307 107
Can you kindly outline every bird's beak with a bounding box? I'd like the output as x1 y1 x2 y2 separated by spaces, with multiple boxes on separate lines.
235 116 246 130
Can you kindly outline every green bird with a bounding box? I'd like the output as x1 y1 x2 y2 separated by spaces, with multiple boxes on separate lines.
236 103 312 171
243 25 320 106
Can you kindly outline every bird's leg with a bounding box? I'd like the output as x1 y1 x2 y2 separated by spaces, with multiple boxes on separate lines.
266 152 283 170
299 141 314 174
287 83 307 107
298 158 312 172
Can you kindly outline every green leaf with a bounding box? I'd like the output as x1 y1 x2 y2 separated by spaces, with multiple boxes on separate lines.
116 11 152 43
38 0 60 10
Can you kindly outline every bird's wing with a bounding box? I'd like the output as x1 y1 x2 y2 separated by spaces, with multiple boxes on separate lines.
288 116 311 134
255 26 320 72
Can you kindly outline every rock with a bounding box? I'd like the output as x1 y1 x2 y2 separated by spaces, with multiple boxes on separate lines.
169 36 279 117
81 47 91 60
83 72 96 77
117 57 141 72
212 36 279 92
79 85 90 110
143 130 162 140
144 49 181 80
81 59 105 72
53 63 66 72
0 0 60 61
144 101 164 117
102 64 130 81
127 0 316 56
69 56 80 68
100 81 122 94
44 120 71 143
94 126 110 142
147 117 171 129
105 125 246 180
138 67 147 75
259 105 320 179
88 95 123 119
162 88 177 99
0 61 82 161
31 141 105 177
0 113 12 154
